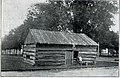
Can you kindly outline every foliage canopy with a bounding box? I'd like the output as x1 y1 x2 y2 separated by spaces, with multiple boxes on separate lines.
2 0 119 53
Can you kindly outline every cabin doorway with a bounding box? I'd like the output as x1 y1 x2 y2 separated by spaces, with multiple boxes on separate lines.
74 51 79 59
73 51 79 65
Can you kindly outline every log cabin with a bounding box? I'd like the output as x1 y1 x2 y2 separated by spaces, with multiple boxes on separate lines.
23 29 98 66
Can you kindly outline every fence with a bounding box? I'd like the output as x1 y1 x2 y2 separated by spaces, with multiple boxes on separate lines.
2 49 23 55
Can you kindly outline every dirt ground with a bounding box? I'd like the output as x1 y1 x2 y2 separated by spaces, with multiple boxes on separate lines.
1 66 118 77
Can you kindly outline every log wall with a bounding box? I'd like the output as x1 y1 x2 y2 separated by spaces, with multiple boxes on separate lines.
23 44 36 65
23 44 72 66
35 44 73 66
35 50 66 66
23 43 98 66
77 46 98 64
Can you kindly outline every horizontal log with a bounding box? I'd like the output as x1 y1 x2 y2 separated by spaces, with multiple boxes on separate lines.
23 53 36 60
24 57 33 60
35 59 65 62
37 44 72 48
79 52 97 55
36 53 65 56
24 44 36 48
37 50 66 53
36 48 73 51
23 52 36 56
82 61 94 63
30 56 36 60
24 46 36 48
80 55 96 58
76 46 97 49
82 58 95 61
36 55 65 59
35 61 65 66
23 50 36 53
25 59 35 64
23 48 36 52
23 47 36 50
79 54 97 56
36 48 97 52
79 49 97 52
24 60 35 65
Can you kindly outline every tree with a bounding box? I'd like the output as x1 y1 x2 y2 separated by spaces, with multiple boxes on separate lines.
27 0 118 49
2 29 19 49
2 0 118 52
26 2 72 32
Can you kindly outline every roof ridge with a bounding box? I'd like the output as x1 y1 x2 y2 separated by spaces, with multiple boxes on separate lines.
30 29 84 35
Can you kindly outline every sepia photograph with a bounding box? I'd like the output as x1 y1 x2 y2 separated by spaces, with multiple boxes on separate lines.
1 0 119 77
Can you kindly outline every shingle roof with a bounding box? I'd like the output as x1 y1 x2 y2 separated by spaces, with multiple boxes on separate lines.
29 29 98 46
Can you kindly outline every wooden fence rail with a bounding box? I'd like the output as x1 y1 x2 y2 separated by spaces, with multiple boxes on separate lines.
2 49 23 55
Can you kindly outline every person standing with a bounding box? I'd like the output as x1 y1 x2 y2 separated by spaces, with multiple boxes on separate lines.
77 56 82 66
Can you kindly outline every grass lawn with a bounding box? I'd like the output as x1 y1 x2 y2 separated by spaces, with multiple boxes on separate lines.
1 55 33 70
1 55 119 71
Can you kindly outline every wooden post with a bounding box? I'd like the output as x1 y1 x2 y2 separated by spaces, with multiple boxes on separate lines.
16 49 17 55
10 49 11 54
21 45 24 55
97 42 99 57
72 43 75 65
108 48 109 56
8 49 9 54
14 49 15 54
6 49 7 54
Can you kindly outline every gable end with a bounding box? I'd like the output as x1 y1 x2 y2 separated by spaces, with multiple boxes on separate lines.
24 32 35 44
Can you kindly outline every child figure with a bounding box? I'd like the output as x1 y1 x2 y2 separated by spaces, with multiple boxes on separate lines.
77 56 82 66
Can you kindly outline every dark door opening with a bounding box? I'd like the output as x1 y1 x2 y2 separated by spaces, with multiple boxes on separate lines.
74 51 78 58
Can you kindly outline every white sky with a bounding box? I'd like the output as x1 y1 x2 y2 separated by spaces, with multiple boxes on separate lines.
2 0 46 37
2 0 119 37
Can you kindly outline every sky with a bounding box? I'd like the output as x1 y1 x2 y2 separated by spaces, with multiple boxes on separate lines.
2 0 46 37
2 0 119 37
